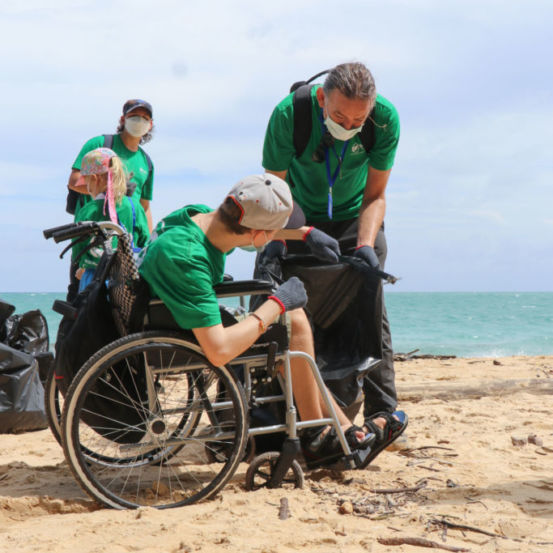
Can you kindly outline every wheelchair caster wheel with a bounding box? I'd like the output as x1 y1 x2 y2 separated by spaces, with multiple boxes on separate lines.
245 451 304 491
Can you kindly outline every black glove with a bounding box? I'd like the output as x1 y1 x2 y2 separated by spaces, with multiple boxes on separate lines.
269 276 307 312
259 240 287 263
354 245 380 269
304 227 340 263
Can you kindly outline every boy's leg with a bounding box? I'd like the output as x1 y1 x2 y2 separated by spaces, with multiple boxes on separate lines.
287 309 350 426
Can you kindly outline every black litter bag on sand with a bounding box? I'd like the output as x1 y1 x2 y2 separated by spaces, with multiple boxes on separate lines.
0 299 51 433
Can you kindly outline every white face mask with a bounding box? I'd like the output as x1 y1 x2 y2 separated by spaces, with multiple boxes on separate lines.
324 115 363 141
239 231 269 253
124 115 151 138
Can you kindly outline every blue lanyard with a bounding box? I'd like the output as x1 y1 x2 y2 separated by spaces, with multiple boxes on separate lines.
320 113 349 219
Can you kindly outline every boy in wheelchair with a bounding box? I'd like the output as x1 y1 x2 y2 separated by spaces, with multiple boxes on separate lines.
137 174 373 465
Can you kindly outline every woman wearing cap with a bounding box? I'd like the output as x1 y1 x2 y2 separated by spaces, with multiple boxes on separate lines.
65 99 155 301
138 173 373 467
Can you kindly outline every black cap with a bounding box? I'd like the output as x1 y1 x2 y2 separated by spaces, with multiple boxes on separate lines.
123 99 153 118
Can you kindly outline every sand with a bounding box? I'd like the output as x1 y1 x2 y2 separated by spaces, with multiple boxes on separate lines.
1 354 552 553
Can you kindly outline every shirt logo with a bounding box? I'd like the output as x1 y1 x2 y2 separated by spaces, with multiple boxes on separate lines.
351 143 364 154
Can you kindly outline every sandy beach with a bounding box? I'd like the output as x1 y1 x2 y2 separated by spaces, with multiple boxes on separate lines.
1 354 552 553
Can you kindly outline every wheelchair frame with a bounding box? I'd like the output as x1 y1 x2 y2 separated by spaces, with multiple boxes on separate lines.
44 220 372 510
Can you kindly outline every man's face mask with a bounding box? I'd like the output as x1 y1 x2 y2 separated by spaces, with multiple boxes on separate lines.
124 115 151 138
324 115 363 141
240 231 269 253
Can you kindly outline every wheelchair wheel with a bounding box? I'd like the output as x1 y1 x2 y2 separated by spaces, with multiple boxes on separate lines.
45 368 63 445
245 452 304 491
62 331 248 509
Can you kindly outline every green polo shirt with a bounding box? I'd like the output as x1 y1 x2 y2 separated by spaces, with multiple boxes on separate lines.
138 205 228 329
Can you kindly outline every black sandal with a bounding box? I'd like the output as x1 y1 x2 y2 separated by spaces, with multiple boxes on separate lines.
357 410 408 468
301 425 374 469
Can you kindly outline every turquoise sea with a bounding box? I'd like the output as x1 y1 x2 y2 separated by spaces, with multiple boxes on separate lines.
2 292 552 358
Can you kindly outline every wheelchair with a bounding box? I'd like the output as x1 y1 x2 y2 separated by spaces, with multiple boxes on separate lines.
44 221 379 510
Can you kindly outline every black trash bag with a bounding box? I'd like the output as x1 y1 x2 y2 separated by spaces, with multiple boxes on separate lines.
0 343 47 433
53 274 147 444
249 253 383 454
0 299 16 342
2 307 54 382
254 254 382 410
4 309 49 355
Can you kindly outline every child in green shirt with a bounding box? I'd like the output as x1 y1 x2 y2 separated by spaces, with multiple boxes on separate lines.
72 147 149 292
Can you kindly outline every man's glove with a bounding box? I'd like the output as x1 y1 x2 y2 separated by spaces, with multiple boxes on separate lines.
268 276 307 312
303 227 340 263
354 245 380 269
259 240 287 263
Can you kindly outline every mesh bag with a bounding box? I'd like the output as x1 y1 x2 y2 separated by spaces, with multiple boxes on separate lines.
108 233 145 335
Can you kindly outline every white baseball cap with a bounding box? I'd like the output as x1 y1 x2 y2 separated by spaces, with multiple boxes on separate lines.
226 174 305 230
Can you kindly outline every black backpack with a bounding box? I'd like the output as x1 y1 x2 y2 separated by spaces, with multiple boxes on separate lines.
65 134 153 215
289 70 376 158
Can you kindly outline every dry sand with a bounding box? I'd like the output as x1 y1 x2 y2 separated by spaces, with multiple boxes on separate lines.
1 355 552 553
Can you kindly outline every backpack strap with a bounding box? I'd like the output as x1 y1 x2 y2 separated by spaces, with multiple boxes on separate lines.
139 147 153 174
359 108 376 153
103 134 115 149
292 84 314 158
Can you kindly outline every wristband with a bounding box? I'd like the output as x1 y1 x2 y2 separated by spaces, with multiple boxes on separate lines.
302 226 314 241
249 312 268 332
267 295 286 314
355 244 366 251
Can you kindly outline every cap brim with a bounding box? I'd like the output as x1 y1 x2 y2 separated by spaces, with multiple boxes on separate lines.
284 201 306 229
125 104 153 117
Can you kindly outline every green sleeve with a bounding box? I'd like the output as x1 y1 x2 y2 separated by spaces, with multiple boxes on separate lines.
367 99 400 171
262 95 297 172
72 136 105 170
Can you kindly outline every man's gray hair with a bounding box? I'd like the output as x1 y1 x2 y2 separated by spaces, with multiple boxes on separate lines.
323 62 376 103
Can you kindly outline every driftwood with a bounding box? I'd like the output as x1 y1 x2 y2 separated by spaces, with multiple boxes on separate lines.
397 378 553 402
365 481 427 495
394 349 456 361
377 536 470 551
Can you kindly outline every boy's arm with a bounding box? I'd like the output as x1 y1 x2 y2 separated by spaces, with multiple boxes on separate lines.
192 299 282 367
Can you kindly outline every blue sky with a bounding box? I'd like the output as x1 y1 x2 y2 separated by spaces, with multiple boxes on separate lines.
1 0 551 292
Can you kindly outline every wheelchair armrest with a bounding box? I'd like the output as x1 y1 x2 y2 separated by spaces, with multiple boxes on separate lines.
214 279 274 298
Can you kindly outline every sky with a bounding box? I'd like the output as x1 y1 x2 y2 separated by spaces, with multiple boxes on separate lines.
0 0 551 292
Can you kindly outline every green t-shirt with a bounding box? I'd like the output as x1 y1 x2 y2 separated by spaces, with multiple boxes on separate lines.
138 205 228 329
72 196 150 269
72 134 154 217
262 85 400 222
